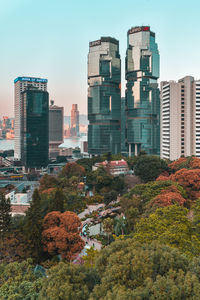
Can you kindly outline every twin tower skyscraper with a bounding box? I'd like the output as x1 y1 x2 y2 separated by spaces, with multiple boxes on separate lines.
88 26 160 156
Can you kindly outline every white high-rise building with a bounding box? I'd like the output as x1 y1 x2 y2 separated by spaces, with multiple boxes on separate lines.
161 76 200 160
14 77 48 160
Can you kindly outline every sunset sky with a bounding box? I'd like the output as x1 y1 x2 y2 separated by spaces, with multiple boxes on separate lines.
1 0 200 117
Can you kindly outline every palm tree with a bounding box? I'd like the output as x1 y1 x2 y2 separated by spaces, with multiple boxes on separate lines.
114 216 126 236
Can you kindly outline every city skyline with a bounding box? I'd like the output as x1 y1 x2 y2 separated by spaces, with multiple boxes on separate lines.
1 0 200 117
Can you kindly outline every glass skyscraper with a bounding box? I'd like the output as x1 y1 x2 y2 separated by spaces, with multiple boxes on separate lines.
88 37 121 155
14 76 48 160
125 26 160 156
21 86 49 168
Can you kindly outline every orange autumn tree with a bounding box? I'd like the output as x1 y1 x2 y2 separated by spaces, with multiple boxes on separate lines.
170 168 200 200
144 185 186 215
60 162 85 179
151 186 186 207
42 211 85 261
169 157 200 172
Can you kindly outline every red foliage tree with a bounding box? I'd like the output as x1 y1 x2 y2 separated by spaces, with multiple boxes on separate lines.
190 157 200 169
156 175 170 181
41 187 56 194
151 187 186 207
168 157 188 171
42 211 85 261
168 157 200 172
144 185 186 216
170 168 200 200
0 231 32 263
60 162 85 179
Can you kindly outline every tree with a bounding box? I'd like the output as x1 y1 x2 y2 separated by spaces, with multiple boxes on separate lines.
90 241 200 299
87 194 104 205
144 185 187 216
76 156 103 173
64 191 86 213
39 263 94 300
170 168 200 199
48 188 64 213
42 211 85 261
133 155 168 182
168 156 200 172
125 180 187 204
0 231 32 263
103 218 114 244
39 174 59 192
133 205 200 257
120 180 187 221
24 189 44 261
114 217 126 236
60 162 85 179
82 247 99 268
0 260 43 299
104 190 117 205
0 192 11 234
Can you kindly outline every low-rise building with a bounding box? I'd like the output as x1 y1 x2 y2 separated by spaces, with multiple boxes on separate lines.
92 159 130 176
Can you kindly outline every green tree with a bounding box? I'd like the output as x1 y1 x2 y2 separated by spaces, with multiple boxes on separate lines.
133 155 168 182
0 260 42 299
76 156 103 173
82 247 99 268
39 263 90 300
39 174 60 192
48 188 64 213
0 192 11 234
24 189 45 262
104 190 117 205
114 216 126 236
134 205 200 257
90 241 200 300
103 218 114 244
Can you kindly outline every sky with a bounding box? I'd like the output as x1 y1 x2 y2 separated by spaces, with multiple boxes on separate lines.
1 0 200 118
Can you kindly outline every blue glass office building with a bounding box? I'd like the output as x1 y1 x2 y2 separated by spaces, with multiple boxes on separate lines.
21 86 49 168
88 37 121 155
125 26 160 156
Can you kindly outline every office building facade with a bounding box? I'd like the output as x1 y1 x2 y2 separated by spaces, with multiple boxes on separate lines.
21 86 49 168
88 37 121 155
125 26 160 156
49 100 64 159
70 104 79 137
161 76 200 160
14 77 47 160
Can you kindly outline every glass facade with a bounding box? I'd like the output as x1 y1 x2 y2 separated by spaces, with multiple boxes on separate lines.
21 87 49 168
121 97 127 154
88 37 121 155
125 26 160 156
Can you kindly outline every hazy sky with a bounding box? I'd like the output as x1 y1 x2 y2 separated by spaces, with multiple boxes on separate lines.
1 0 200 117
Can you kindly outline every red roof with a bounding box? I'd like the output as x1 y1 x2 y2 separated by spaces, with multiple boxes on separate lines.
97 160 128 167
11 204 30 214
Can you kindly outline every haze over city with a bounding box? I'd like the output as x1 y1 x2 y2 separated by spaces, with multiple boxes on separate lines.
1 0 200 118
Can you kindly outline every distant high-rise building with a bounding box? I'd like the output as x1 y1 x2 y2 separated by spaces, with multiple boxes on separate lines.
121 97 127 155
161 76 200 160
21 86 49 168
14 77 47 160
49 100 64 159
2 117 11 129
125 26 160 156
70 104 79 137
88 37 121 155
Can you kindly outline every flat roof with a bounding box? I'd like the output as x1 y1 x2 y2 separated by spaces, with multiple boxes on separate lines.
14 77 48 84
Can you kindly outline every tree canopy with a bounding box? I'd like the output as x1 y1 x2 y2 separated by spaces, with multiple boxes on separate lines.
42 211 85 261
133 155 168 182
